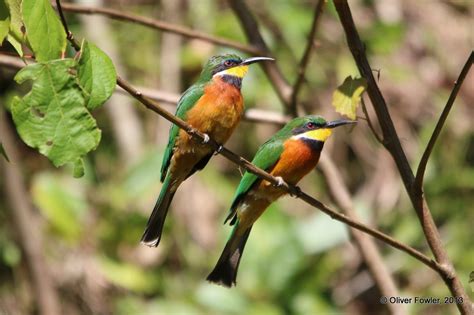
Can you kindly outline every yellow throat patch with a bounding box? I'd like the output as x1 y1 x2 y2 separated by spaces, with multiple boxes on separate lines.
216 65 249 78
299 128 332 142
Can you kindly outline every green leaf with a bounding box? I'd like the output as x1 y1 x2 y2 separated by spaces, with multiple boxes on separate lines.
0 1 10 44
5 0 23 39
11 59 101 174
4 0 24 56
22 0 66 61
78 41 117 110
0 142 9 162
0 18 10 44
73 158 85 178
332 76 367 120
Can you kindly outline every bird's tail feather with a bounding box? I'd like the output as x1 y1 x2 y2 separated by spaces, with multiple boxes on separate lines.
206 225 252 287
140 175 176 247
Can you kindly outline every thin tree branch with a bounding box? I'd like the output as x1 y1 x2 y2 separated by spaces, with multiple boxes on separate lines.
0 110 61 315
50 0 444 277
334 1 472 312
55 2 263 55
228 0 294 110
289 0 325 116
414 51 473 193
361 97 383 144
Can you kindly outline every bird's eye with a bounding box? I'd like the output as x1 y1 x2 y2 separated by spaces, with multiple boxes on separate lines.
306 122 316 129
224 60 234 67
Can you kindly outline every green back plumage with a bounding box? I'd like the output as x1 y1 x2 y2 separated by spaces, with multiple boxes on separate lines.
160 83 204 181
225 115 327 223
160 54 244 182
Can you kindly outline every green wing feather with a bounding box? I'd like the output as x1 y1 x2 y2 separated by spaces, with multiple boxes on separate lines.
225 137 285 224
160 83 206 182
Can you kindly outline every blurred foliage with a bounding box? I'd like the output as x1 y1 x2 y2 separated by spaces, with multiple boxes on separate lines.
0 0 473 314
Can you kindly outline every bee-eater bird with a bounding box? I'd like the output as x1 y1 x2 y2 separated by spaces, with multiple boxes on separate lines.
207 115 356 287
141 54 274 247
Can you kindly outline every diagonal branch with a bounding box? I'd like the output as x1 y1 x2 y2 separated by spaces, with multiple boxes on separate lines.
49 0 445 277
56 3 263 55
289 0 325 116
333 1 472 312
414 51 473 193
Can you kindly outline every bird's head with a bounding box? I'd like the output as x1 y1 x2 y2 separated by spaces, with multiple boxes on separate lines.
198 54 274 84
280 115 356 143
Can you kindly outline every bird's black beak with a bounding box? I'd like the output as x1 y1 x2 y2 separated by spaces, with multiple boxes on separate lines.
240 56 275 65
326 119 357 129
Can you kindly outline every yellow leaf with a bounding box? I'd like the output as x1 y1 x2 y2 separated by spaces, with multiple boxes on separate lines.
332 76 367 120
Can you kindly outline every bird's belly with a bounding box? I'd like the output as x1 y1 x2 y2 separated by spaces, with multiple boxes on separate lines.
237 140 321 227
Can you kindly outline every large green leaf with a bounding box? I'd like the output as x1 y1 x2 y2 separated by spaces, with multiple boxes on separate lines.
22 0 66 61
78 41 117 110
11 59 101 172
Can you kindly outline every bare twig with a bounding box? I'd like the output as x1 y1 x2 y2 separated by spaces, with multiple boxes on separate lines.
334 1 472 312
49 0 444 276
361 97 383 144
228 0 293 110
55 2 263 55
0 110 61 315
289 0 325 116
414 51 473 193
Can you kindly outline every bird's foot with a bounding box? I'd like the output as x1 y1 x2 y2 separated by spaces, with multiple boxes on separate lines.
289 186 302 197
214 145 224 155
202 133 210 144
274 176 285 187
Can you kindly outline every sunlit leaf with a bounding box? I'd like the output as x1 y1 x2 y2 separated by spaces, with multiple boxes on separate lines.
11 59 101 175
73 158 85 178
22 0 66 61
0 142 9 162
78 41 117 110
332 76 367 120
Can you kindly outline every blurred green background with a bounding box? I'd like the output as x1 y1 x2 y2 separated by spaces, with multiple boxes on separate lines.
0 0 473 314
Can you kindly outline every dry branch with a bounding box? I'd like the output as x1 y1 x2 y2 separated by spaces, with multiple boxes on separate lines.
289 0 325 116
56 3 263 55
334 1 472 312
414 51 473 193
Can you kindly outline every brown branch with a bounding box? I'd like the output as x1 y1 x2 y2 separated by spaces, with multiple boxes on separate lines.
361 97 383 144
414 51 473 193
56 3 263 55
228 0 294 110
49 0 445 277
334 1 472 312
289 0 325 116
0 110 61 315
319 156 406 315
